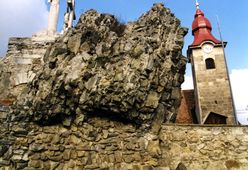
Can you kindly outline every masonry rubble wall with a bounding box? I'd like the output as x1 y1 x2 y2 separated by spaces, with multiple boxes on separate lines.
1 3 247 170
1 110 248 170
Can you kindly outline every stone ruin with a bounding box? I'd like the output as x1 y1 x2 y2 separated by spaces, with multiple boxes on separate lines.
1 4 248 170
5 4 235 170
12 3 188 129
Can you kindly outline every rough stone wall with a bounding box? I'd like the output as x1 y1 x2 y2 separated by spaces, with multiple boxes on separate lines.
1 109 248 170
12 3 188 127
159 125 248 169
1 3 245 170
0 3 189 169
0 110 164 170
0 37 55 101
190 46 235 124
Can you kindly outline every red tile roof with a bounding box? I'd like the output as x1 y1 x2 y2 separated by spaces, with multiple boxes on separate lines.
176 90 195 124
191 9 221 46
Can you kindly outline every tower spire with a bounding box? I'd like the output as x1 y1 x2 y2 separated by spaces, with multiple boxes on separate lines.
190 1 221 46
195 0 200 9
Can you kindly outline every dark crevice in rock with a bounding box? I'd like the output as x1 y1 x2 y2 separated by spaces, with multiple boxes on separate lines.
34 112 67 126
86 109 142 127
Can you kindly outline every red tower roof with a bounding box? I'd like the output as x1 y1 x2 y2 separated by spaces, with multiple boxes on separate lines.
191 8 221 46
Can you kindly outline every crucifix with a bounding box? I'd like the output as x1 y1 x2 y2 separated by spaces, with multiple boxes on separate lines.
195 0 200 9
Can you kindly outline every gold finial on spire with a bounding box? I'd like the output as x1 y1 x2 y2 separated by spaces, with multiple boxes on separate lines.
195 0 200 9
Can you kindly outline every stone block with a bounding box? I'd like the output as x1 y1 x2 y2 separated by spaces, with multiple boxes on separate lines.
29 160 43 168
14 58 33 65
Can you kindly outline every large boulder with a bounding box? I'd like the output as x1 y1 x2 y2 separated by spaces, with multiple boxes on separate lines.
12 3 188 127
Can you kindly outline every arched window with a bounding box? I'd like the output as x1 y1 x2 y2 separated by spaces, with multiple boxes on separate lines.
205 58 215 69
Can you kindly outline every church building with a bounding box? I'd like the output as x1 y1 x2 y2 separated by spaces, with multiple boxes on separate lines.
177 2 237 125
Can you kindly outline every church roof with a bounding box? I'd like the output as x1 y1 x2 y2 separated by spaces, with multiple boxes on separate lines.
191 8 221 46
176 90 196 124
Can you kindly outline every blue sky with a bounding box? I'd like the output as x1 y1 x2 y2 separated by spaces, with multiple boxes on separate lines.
0 0 248 124
52 0 248 72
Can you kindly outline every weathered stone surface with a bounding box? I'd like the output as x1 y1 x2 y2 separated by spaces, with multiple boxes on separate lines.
2 3 247 170
0 145 8 157
176 162 187 170
0 37 55 102
147 139 161 158
12 3 187 127
2 109 248 170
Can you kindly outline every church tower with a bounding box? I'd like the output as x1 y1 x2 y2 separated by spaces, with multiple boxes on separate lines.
187 2 237 124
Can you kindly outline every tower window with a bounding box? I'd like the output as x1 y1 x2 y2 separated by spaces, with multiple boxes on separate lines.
205 58 215 69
